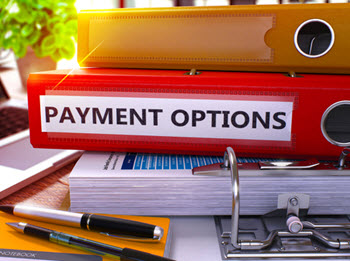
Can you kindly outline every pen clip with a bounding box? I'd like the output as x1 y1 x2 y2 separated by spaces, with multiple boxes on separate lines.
100 232 160 243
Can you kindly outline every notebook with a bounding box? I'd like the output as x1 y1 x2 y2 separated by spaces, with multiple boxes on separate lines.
0 77 82 199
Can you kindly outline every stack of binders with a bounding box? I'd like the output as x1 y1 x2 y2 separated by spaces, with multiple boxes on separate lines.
26 3 350 216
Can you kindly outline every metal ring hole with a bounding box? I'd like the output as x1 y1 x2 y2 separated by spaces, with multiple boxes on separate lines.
321 101 350 147
294 19 334 58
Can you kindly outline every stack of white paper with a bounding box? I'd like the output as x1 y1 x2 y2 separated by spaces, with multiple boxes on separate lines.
69 152 350 216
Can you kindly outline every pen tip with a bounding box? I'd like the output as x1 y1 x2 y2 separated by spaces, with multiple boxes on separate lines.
154 226 164 240
6 222 25 233
0 205 14 214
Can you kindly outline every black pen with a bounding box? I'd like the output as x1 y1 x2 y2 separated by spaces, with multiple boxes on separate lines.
7 222 174 261
0 205 163 240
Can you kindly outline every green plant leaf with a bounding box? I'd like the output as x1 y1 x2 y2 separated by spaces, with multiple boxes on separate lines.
2 37 14 49
36 10 49 25
47 16 61 32
2 32 18 50
52 22 64 36
50 49 61 62
20 24 34 37
12 4 34 24
37 0 53 9
58 37 75 60
26 29 40 45
13 41 27 57
64 19 77 40
41 34 56 56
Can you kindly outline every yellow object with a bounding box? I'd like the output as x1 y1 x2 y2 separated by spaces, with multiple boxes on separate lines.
0 212 170 260
78 4 350 74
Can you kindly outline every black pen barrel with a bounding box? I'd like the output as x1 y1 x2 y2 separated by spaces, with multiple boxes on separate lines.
121 248 175 261
23 223 52 240
68 236 123 257
81 214 156 238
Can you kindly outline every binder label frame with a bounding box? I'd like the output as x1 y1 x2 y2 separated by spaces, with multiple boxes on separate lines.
40 94 293 142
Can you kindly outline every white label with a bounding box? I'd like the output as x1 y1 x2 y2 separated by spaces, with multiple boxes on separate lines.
40 95 293 141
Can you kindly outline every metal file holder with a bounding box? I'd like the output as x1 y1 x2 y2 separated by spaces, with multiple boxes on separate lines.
193 147 350 259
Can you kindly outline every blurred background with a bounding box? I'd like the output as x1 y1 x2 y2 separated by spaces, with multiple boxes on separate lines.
76 0 349 9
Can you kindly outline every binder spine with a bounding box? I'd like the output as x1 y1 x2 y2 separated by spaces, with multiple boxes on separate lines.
28 69 350 158
78 4 350 74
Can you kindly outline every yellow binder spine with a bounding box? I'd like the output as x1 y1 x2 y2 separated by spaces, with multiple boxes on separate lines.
78 4 350 74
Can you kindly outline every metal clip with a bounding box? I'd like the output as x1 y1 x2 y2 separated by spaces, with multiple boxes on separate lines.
196 147 350 257
284 71 303 78
259 158 319 170
338 147 350 169
184 68 201 76
193 147 240 248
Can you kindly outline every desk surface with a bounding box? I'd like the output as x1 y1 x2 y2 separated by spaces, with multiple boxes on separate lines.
0 163 74 209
